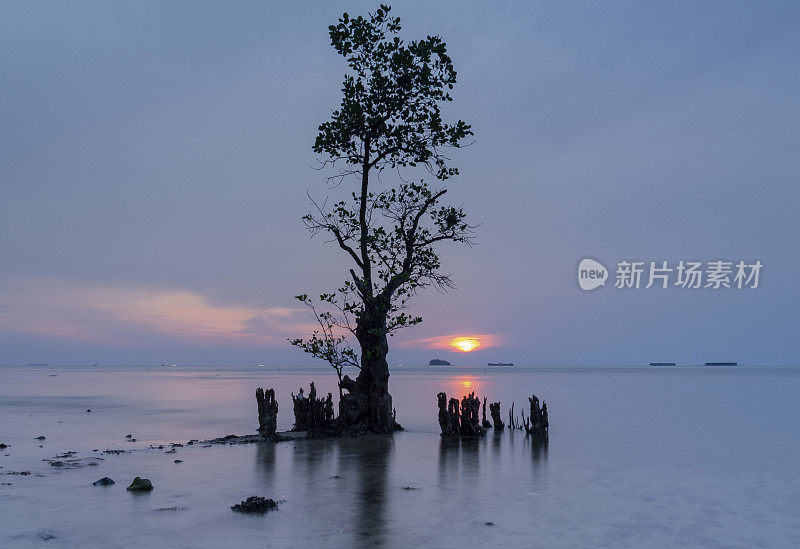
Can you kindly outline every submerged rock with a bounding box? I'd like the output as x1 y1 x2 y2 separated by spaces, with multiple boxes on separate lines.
231 496 280 514
127 477 153 492
93 477 115 486
0 443 7 449
50 461 66 467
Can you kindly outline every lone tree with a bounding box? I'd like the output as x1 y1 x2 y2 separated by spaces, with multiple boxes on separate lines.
291 4 474 432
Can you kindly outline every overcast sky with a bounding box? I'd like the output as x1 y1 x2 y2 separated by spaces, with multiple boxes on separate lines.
2 1 799 366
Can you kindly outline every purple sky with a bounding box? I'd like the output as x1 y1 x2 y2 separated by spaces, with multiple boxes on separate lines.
2 1 799 366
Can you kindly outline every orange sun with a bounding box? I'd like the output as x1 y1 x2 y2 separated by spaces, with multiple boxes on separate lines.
450 337 481 352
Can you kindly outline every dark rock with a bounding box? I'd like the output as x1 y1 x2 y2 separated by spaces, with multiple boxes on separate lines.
0 443 7 449
125 434 132 438
155 506 187 512
174 459 183 463
86 409 92 412
428 359 451 366
127 477 153 492
93 477 114 486
50 461 66 467
485 522 494 526
165 448 176 454
38 532 57 540
35 436 46 440
401 486 419 490
231 496 280 514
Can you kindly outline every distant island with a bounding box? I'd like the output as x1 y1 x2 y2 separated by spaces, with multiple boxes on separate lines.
650 362 676 366
429 359 451 366
488 362 514 366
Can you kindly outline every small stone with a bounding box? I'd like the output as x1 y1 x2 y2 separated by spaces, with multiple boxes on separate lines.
35 436 46 440
174 459 183 463
86 409 92 412
50 461 65 467
231 496 280 513
0 443 7 449
485 522 494 526
93 477 115 486
127 477 153 492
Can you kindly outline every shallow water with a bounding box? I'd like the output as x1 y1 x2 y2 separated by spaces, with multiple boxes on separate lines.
1 365 799 547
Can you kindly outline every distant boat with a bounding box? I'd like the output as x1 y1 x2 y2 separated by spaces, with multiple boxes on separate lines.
26 363 48 366
488 362 514 366
650 362 676 366
705 362 737 366
91 363 100 367
259 364 265 368
429 359 451 366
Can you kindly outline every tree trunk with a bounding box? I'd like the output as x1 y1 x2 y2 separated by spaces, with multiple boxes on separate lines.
338 305 399 433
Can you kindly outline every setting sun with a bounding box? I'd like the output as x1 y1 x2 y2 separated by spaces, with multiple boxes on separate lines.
450 337 481 352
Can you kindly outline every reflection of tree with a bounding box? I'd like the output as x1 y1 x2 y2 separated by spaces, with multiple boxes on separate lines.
352 435 393 546
438 436 483 484
255 440 276 486
526 434 549 467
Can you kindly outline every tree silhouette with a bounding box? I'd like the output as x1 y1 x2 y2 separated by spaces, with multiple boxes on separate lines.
291 4 474 432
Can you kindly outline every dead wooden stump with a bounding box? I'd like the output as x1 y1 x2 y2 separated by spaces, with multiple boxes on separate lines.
437 392 456 435
489 401 504 430
460 392 486 435
291 382 334 431
255 387 278 436
523 394 549 437
481 397 492 429
437 392 485 436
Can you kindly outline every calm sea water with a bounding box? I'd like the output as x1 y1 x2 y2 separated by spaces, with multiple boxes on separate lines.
1 364 799 548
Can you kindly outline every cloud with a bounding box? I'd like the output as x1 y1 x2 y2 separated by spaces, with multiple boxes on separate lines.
0 276 314 347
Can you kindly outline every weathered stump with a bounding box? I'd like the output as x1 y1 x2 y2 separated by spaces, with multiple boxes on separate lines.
437 392 455 435
255 387 278 436
489 401 505 430
437 392 485 436
460 392 486 436
523 394 549 437
481 397 492 429
291 382 334 431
